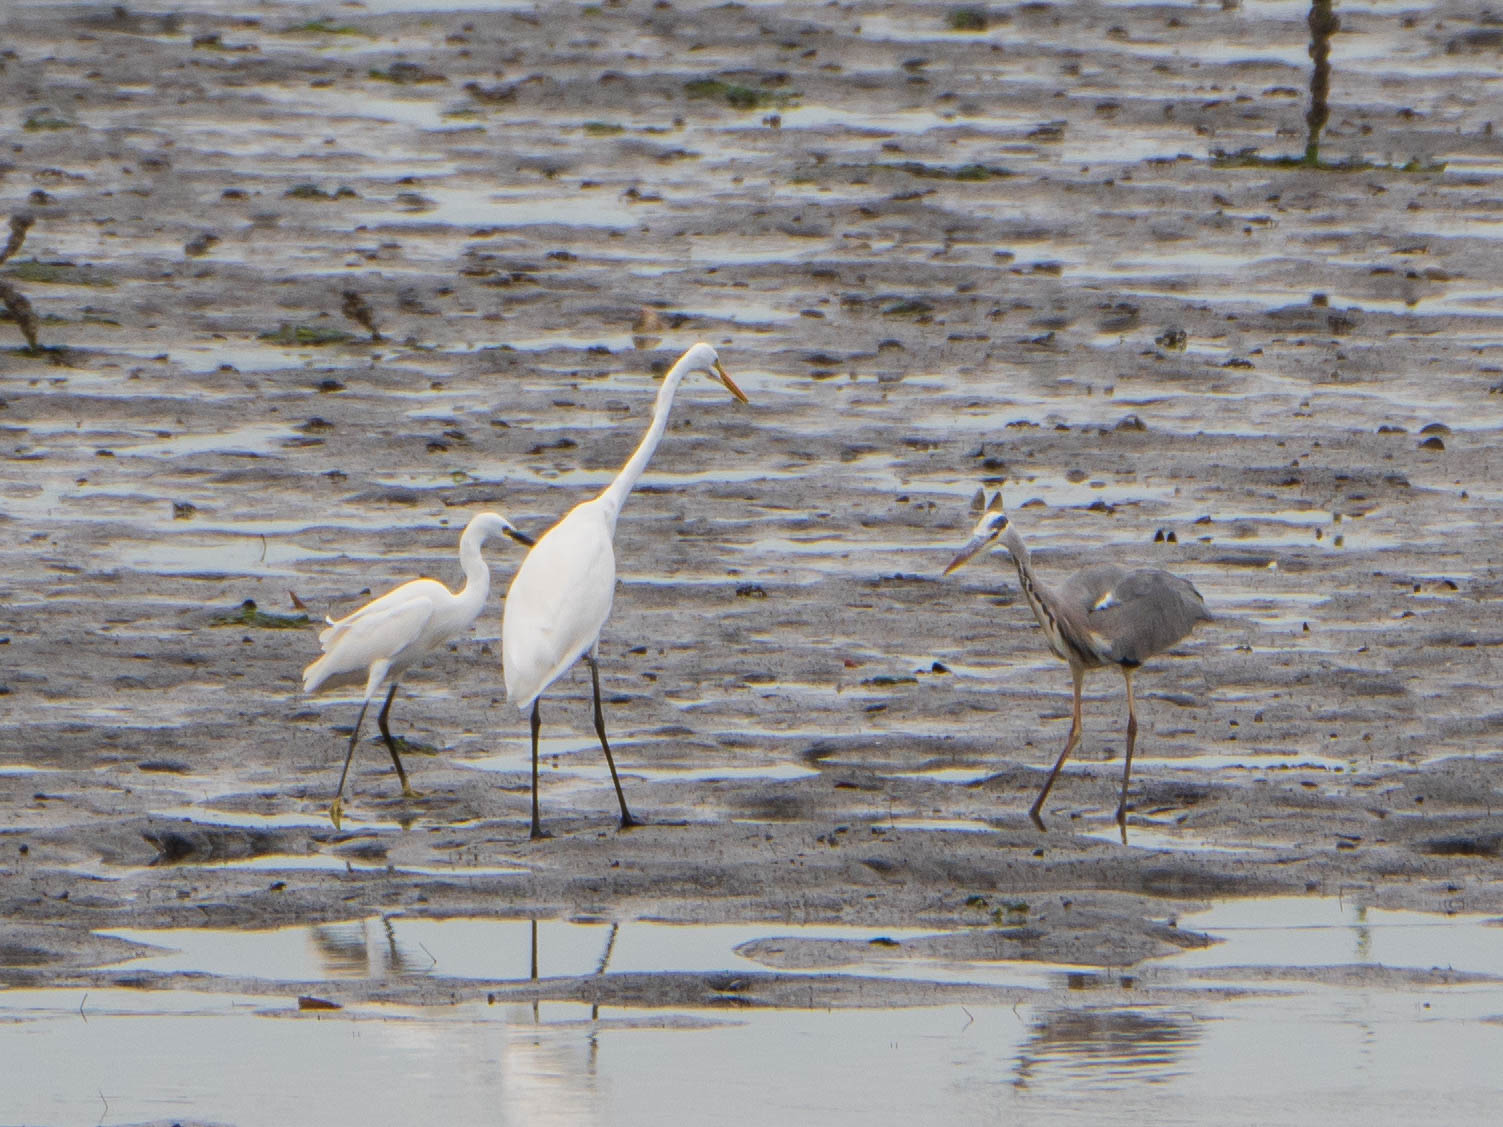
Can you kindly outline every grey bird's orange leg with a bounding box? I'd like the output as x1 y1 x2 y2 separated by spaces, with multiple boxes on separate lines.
1031 664 1085 829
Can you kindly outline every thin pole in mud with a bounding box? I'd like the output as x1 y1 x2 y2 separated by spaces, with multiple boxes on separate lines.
1304 0 1340 165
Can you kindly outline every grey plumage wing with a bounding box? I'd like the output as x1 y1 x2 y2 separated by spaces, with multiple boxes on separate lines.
1069 566 1210 667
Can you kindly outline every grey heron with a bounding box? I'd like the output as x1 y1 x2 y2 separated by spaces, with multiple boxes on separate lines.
945 491 1210 833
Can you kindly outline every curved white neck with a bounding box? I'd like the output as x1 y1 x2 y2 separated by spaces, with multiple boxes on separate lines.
596 361 692 528
453 524 494 617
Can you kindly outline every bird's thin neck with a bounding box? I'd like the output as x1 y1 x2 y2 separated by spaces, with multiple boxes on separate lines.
596 362 689 526
1002 527 1062 641
453 524 494 615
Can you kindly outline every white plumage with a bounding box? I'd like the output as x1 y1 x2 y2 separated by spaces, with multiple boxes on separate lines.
501 342 747 838
501 502 617 711
303 510 533 828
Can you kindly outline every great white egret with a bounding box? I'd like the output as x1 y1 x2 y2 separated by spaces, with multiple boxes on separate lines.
502 342 748 838
303 511 534 828
945 491 1210 834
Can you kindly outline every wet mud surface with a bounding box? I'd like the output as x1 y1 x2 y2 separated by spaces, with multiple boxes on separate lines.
3 0 1503 1085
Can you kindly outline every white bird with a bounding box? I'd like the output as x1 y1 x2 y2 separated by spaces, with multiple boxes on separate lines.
303 511 534 828
502 342 748 839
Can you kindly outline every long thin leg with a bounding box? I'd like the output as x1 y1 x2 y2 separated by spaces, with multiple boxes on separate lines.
330 699 372 830
1116 667 1138 836
585 653 636 829
530 699 546 840
375 682 419 799
1030 664 1085 830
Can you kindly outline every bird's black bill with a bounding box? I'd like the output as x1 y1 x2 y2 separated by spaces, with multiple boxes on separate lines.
506 528 537 547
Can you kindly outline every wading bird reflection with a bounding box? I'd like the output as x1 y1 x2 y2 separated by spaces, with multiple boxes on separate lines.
502 342 748 838
303 511 534 828
945 491 1210 835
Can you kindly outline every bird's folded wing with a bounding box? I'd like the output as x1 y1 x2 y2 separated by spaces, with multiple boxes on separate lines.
316 597 437 675
318 579 444 649
1086 570 1206 666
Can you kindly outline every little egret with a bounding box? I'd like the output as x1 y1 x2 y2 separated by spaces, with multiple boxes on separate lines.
945 491 1210 833
502 342 748 838
303 511 534 828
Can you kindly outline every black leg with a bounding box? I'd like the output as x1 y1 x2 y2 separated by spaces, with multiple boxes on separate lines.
330 699 371 829
375 683 418 798
530 699 547 840
585 653 635 829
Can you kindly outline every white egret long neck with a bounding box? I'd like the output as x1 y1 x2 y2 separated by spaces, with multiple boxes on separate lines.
1002 527 1074 664
452 524 495 618
596 362 690 528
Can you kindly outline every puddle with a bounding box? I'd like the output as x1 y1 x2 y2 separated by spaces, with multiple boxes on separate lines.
1166 897 1503 979
115 537 340 576
255 88 453 131
147 806 349 831
111 423 295 459
172 343 333 373
1136 752 1354 772
3 986 1501 1126
391 187 647 229
1079 824 1275 854
97 917 961 984
501 332 638 353
882 766 1003 785
11 900 1503 1124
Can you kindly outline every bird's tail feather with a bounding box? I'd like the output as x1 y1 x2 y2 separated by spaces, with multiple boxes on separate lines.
302 654 330 694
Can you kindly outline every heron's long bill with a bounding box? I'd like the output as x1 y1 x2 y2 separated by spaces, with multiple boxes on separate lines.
505 527 537 548
714 361 749 404
944 534 990 575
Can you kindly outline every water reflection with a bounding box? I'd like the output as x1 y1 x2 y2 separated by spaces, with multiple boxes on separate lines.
1012 1007 1200 1090
496 919 618 1126
309 916 435 978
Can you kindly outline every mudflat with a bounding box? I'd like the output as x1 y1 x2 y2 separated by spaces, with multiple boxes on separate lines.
2 0 1502 1032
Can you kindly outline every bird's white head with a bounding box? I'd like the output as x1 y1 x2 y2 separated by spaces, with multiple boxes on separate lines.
944 490 1010 575
672 342 748 404
465 511 535 548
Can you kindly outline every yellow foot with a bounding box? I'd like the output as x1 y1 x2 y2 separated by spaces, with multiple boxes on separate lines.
329 798 344 831
400 784 423 800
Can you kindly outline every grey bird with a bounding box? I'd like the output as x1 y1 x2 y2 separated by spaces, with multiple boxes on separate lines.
945 491 1211 834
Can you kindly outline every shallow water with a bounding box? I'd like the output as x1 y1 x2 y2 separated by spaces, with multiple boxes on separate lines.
8 899 1503 1124
4 987 1502 1125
